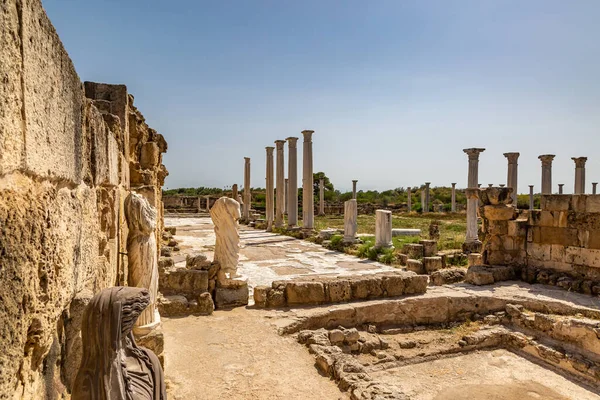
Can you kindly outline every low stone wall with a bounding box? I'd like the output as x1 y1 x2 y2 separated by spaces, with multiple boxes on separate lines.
253 271 428 308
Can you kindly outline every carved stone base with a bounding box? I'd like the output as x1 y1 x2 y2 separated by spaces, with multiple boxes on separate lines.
215 278 249 309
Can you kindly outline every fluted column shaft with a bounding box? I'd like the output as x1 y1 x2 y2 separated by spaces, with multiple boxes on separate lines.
407 187 412 212
319 178 325 215
463 148 485 244
593 183 598 195
275 140 285 228
352 180 358 199
265 147 274 231
573 157 587 194
286 137 298 227
504 152 519 205
558 184 564 194
529 185 534 210
539 155 555 195
302 130 314 229
451 183 456 212
243 157 251 220
284 178 288 214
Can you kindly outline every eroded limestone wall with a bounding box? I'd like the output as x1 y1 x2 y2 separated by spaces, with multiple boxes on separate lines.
0 1 167 397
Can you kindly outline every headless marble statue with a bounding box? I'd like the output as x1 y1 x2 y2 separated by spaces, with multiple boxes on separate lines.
72 287 166 400
125 193 159 330
210 196 241 280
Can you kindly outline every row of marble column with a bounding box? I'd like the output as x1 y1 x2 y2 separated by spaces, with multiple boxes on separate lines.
247 130 315 232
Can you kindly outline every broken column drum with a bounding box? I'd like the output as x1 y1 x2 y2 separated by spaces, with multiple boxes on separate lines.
375 209 393 248
265 146 275 231
504 152 519 205
125 192 160 330
286 137 299 227
72 287 166 400
302 130 314 230
275 140 286 228
211 197 242 280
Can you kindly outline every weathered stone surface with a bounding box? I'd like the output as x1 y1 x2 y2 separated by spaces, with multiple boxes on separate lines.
402 243 424 259
465 266 495 285
253 286 270 307
392 228 421 237
406 259 425 274
423 256 443 273
157 293 214 316
286 282 326 305
430 268 467 285
215 279 249 308
186 253 211 270
375 210 393 248
159 268 209 295
211 197 241 280
326 280 352 303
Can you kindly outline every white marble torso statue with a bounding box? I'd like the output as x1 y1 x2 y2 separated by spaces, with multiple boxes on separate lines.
211 196 241 278
125 192 159 329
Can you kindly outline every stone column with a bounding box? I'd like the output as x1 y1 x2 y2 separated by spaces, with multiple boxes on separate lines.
593 182 598 195
538 155 555 195
463 148 485 252
504 152 519 205
421 191 425 211
424 182 431 213
352 180 358 199
302 130 314 230
572 157 587 194
499 184 505 188
197 196 202 213
286 137 298 227
407 187 412 212
488 184 493 188
284 178 288 214
375 210 393 249
205 196 210 212
265 146 274 231
344 199 357 243
243 157 251 221
274 140 285 228
529 185 534 210
232 184 238 200
318 178 325 216
558 184 564 194
451 183 457 212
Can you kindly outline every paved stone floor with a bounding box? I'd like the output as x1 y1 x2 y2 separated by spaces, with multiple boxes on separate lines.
162 215 600 400
166 216 395 301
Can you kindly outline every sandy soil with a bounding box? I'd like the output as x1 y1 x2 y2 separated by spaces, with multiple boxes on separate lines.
163 307 348 400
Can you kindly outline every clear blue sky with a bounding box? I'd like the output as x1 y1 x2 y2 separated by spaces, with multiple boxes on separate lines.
44 0 600 194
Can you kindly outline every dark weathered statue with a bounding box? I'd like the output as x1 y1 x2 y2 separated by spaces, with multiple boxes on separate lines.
72 287 166 400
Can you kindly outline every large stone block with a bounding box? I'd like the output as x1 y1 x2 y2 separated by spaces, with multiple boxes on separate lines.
350 276 383 299
482 205 516 221
538 227 579 247
380 274 405 297
402 274 428 294
215 280 249 308
430 268 466 286
541 195 571 212
159 269 208 295
23 0 85 184
140 142 160 169
0 0 25 175
406 259 424 274
286 281 326 305
326 280 352 303
402 243 424 259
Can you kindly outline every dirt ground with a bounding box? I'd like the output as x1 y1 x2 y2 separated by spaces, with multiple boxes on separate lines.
163 307 348 400
372 349 598 400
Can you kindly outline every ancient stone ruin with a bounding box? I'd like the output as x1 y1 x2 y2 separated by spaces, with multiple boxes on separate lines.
2 2 600 400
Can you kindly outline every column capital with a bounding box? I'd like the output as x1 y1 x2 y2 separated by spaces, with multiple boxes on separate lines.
275 139 285 149
425 182 431 186
572 157 588 167
463 148 485 160
302 130 314 141
558 183 564 187
538 154 555 166
286 136 299 146
503 152 520 163
352 180 358 183
265 146 274 154
244 157 250 161
451 183 456 187
407 186 411 191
